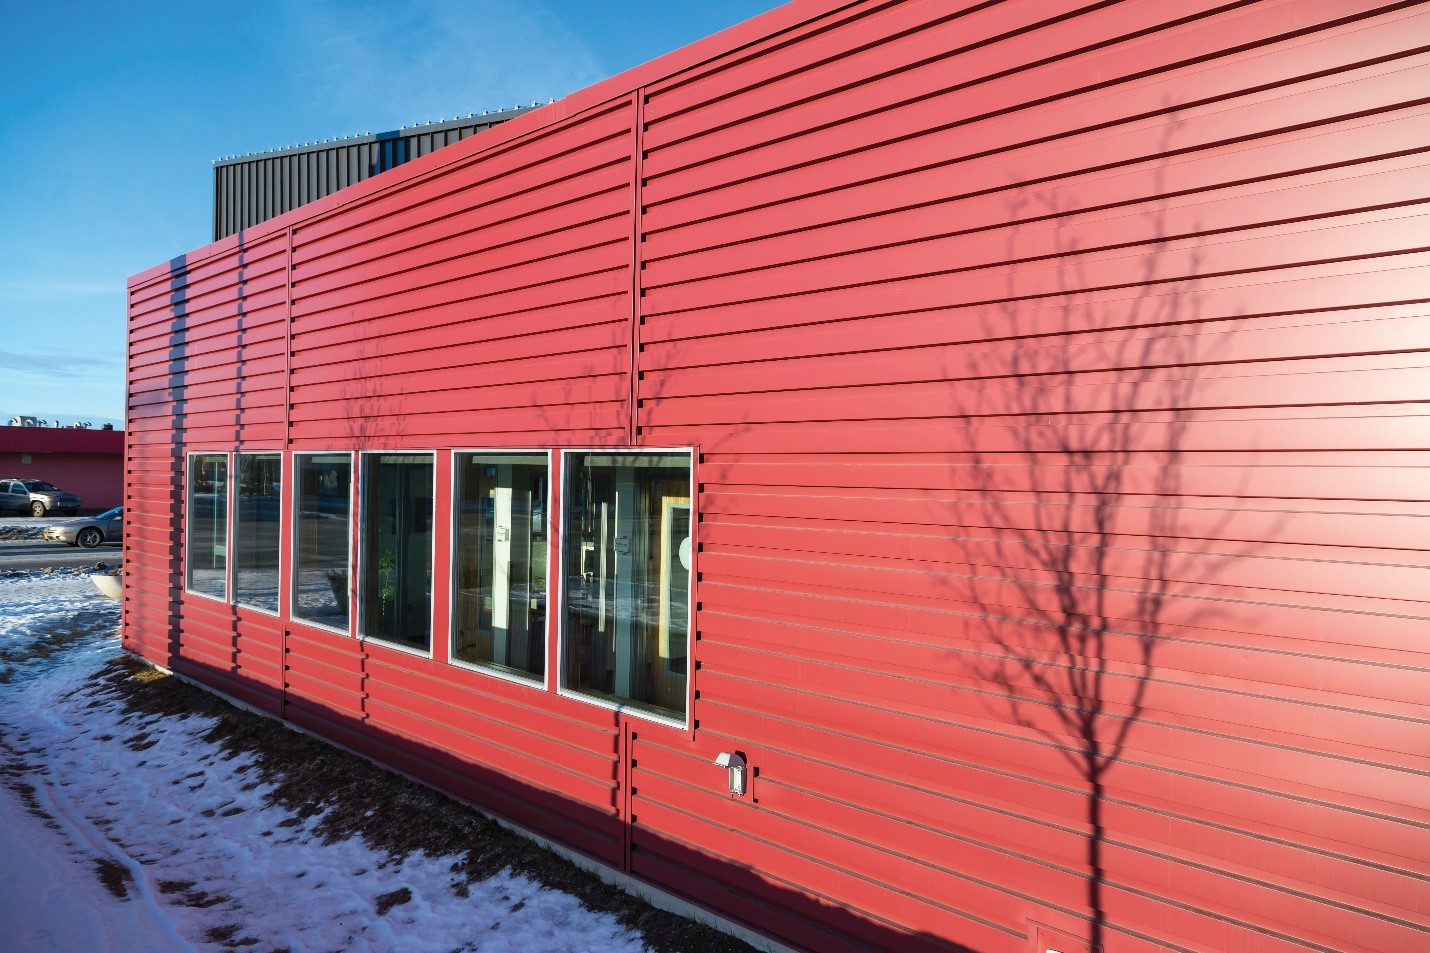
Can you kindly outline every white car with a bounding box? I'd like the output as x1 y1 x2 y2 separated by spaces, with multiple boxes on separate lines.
42 507 123 548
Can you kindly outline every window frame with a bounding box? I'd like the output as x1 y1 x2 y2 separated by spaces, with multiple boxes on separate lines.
356 450 438 657
447 449 554 688
184 450 231 604
232 450 284 617
555 447 696 729
290 450 355 636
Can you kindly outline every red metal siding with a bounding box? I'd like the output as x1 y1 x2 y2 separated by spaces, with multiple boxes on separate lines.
126 2 1429 951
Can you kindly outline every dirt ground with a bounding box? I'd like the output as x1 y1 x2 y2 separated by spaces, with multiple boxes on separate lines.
98 655 759 953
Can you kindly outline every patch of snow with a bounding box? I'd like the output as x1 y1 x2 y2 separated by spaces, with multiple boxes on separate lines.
0 573 651 952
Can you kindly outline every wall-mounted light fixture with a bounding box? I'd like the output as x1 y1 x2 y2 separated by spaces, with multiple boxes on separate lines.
714 751 747 796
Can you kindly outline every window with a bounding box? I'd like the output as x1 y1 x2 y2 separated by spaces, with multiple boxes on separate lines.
453 453 548 680
360 453 434 651
293 453 351 631
187 453 229 600
562 451 692 719
234 453 282 612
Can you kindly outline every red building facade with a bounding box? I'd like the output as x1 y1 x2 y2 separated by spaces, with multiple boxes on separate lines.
125 2 1430 951
0 426 124 512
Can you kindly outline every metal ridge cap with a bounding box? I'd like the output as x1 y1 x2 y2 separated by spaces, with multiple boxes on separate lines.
210 105 539 167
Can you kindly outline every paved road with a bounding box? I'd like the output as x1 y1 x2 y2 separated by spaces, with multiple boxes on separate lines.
0 537 123 573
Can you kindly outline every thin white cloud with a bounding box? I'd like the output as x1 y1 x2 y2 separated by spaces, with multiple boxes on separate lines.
0 349 120 380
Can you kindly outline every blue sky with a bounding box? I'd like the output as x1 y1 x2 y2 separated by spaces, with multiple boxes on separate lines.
0 0 781 426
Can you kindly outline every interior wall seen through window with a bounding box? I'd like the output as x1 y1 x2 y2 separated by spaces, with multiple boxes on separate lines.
293 454 351 630
360 454 435 652
234 453 282 612
187 453 229 600
563 452 691 719
453 453 548 679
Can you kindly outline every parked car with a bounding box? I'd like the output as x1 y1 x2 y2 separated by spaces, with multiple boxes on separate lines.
0 480 30 514
2 478 82 516
42 507 122 548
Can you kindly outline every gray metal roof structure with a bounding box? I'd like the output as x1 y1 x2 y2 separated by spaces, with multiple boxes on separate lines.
212 106 538 240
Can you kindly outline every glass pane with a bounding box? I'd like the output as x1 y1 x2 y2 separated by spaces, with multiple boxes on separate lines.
360 454 434 651
453 453 547 679
563 451 692 718
187 454 228 599
234 453 282 611
293 454 351 630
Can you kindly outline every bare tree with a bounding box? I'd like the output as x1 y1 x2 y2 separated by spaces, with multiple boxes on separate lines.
944 140 1252 949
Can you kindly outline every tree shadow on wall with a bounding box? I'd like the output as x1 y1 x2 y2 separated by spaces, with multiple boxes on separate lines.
939 135 1263 951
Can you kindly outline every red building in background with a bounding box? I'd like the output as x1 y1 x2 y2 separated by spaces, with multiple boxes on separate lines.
123 2 1429 951
0 426 123 512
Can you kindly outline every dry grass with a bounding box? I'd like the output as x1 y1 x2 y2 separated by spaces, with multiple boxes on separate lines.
97 655 757 953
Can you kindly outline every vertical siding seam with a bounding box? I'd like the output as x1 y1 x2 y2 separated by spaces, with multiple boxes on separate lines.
122 285 134 646
284 227 293 449
282 225 294 721
622 721 636 874
628 90 647 448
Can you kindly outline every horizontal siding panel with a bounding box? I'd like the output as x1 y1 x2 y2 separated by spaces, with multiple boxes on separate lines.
697 607 1428 714
704 698 1426 873
644 104 1430 268
642 13 1427 209
292 187 630 300
289 101 633 250
640 308 1430 388
644 206 1430 317
642 363 1430 428
737 744 1430 919
289 326 627 390
291 150 630 283
633 792 1031 951
290 295 625 359
697 630 1428 759
128 238 288 314
291 239 629 323
643 0 1406 150
644 408 1430 455
360 694 619 812
640 251 1430 350
122 3 1430 950
359 655 619 765
696 519 1430 612
643 154 1430 293
698 489 1430 552
697 451 1430 502
289 256 629 333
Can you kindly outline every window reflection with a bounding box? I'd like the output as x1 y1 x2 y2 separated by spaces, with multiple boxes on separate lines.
187 453 228 600
293 454 351 630
563 452 691 718
453 453 548 679
234 453 281 612
360 454 434 651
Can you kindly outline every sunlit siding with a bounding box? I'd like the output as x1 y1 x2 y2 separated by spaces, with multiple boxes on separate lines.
285 99 635 451
125 2 1429 951
631 0 1430 950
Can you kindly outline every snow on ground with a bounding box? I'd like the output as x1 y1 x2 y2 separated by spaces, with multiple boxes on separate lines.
0 572 651 953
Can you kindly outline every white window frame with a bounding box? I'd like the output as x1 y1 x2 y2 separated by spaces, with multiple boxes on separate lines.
448 449 554 688
290 450 355 636
556 448 695 729
184 450 231 604
232 450 284 617
356 450 437 658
